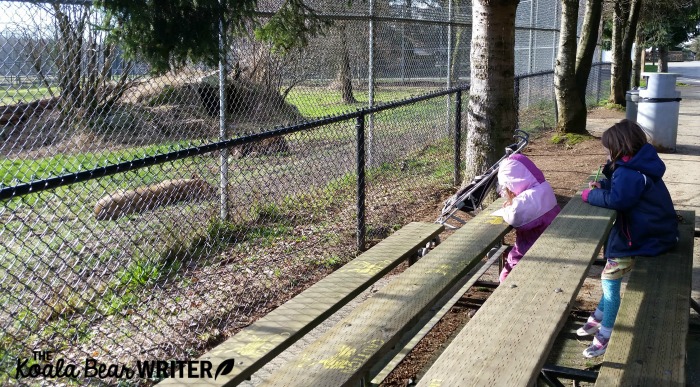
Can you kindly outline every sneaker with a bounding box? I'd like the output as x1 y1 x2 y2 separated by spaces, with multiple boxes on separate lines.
582 333 609 358
576 316 601 336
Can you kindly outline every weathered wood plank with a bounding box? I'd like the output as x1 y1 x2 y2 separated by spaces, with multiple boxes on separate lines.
370 245 506 386
160 221 443 386
259 200 512 387
595 210 694 387
416 196 615 387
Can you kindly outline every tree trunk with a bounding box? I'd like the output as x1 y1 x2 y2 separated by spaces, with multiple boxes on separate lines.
631 31 644 87
657 46 669 72
450 25 465 83
450 2 467 83
555 0 587 134
337 22 357 104
574 0 603 103
610 0 628 104
610 0 642 105
620 0 641 92
465 0 519 183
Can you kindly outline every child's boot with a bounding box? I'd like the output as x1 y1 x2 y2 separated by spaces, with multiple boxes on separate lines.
576 315 601 336
582 332 609 358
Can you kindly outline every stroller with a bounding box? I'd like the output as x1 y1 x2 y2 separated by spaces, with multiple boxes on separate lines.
436 129 529 229
413 129 528 263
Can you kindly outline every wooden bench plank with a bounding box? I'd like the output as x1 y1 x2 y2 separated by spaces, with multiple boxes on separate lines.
259 200 512 387
159 221 443 386
416 196 615 386
369 245 506 385
595 210 694 386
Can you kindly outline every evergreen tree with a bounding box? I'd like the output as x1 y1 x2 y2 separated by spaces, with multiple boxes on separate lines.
100 0 332 73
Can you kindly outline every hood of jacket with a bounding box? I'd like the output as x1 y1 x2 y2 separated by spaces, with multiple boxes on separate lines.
498 153 545 196
617 143 666 181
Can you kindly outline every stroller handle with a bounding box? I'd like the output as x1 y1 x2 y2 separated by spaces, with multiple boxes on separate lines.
513 129 529 143
505 129 529 155
437 128 530 226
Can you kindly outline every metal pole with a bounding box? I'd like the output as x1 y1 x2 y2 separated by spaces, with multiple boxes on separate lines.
553 81 559 127
367 0 375 168
446 0 453 135
596 64 602 104
218 11 229 221
551 3 559 127
514 77 521 129
454 90 462 186
401 5 406 83
528 0 535 73
527 0 536 107
551 0 558 69
356 115 366 252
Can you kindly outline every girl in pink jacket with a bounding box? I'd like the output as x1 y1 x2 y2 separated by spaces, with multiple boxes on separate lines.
497 154 561 282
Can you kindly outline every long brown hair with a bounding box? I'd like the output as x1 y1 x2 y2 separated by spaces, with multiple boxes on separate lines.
601 119 649 163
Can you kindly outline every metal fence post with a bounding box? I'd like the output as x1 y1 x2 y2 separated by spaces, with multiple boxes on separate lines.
445 0 453 136
218 12 229 221
596 63 602 104
551 0 559 69
401 4 406 82
367 0 375 168
514 77 521 129
356 114 366 252
454 89 462 186
553 89 558 127
528 0 535 74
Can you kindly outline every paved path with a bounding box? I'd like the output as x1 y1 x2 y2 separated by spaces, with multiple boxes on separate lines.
664 62 700 386
668 61 700 85
649 62 699 310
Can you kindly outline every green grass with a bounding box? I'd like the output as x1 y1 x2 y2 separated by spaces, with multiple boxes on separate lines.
598 101 625 111
0 141 206 186
1 86 56 105
287 87 427 118
102 254 186 316
551 133 594 146
312 254 342 268
644 64 658 72
519 100 556 133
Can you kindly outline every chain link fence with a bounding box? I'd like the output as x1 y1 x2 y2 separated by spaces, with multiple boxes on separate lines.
1 0 608 384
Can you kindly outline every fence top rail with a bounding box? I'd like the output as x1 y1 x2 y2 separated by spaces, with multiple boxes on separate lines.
514 62 610 82
0 86 466 201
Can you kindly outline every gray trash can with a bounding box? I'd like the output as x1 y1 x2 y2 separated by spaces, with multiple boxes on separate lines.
625 89 639 121
637 73 682 153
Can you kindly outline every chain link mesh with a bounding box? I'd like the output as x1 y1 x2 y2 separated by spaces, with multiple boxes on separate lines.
1 0 608 384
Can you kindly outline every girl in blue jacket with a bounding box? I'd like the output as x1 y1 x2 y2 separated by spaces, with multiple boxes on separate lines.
578 119 678 358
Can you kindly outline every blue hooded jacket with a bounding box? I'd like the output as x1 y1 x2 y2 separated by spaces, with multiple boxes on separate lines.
587 143 678 258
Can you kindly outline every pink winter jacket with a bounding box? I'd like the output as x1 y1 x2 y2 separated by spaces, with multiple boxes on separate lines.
498 154 560 281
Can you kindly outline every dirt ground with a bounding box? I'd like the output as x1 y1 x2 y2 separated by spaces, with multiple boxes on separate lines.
380 107 626 386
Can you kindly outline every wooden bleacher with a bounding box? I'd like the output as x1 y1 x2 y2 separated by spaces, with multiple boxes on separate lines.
161 188 695 386
159 221 443 386
415 195 616 386
258 199 512 386
595 209 694 386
